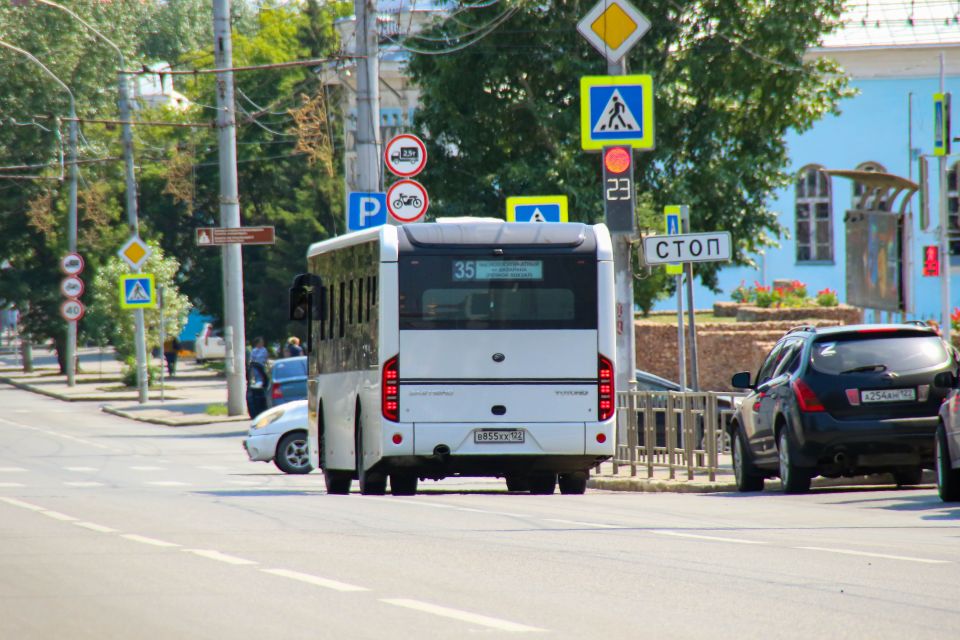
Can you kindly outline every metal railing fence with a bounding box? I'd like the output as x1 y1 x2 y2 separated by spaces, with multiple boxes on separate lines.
613 390 746 481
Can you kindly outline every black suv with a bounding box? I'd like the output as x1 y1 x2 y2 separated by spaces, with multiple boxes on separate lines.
729 324 956 493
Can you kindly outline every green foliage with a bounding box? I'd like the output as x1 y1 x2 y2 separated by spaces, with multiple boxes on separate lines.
816 287 839 307
121 357 161 388
407 0 853 310
86 241 192 361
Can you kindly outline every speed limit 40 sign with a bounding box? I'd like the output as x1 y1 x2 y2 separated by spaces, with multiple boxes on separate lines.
60 299 85 322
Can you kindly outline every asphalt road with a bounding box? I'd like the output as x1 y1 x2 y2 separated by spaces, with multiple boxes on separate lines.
1 384 959 640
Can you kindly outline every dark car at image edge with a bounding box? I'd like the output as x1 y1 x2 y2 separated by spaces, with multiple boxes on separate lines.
728 323 956 493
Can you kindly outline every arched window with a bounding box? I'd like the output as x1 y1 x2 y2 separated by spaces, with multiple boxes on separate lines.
795 165 833 263
853 161 888 211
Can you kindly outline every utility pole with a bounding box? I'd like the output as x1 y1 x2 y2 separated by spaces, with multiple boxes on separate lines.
213 0 248 416
354 0 382 194
937 53 952 342
607 57 638 405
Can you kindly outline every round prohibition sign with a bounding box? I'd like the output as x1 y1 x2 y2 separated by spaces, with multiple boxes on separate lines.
60 276 85 299
60 252 84 276
60 299 85 322
386 179 429 223
384 133 427 178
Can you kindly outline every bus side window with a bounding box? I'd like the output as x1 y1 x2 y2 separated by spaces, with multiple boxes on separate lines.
357 278 365 324
319 286 327 341
348 279 354 326
367 275 373 321
339 282 345 338
327 285 334 341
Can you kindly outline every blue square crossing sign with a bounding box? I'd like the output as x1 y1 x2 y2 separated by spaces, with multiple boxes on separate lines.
581 75 655 151
506 196 569 223
119 274 156 309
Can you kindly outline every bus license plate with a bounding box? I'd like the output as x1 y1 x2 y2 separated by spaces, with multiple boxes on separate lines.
474 429 525 444
861 388 916 403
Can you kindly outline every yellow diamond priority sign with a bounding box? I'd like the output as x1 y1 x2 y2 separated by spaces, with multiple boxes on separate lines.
118 234 152 270
577 0 650 64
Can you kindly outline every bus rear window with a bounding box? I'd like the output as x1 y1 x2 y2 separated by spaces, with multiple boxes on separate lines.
399 255 597 330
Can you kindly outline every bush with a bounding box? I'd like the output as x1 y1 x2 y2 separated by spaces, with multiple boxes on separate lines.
121 357 161 388
815 288 839 307
730 280 754 303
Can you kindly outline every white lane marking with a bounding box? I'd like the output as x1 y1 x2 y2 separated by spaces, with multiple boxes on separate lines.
797 546 951 565
0 483 25 488
64 467 98 472
73 522 118 534
0 497 46 511
0 417 121 453
225 480 260 486
0 467 27 472
364 497 532 519
13 409 29 413
652 531 767 545
121 534 180 548
41 510 77 522
146 481 190 487
381 598 545 633
130 466 165 472
261 568 369 592
184 549 258 566
543 519 623 529
199 466 229 472
64 482 105 488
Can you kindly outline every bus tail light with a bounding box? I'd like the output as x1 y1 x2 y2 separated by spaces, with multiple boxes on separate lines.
382 355 400 422
598 355 615 421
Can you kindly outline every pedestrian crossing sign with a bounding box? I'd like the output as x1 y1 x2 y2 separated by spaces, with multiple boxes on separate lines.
119 274 156 309
580 75 654 151
506 196 569 223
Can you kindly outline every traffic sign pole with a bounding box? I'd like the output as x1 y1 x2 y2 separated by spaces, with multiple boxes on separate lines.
681 207 700 391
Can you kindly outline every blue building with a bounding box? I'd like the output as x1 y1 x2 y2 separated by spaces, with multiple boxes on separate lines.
659 1 960 324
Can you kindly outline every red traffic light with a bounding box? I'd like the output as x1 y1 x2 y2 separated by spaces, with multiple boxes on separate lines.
603 147 631 174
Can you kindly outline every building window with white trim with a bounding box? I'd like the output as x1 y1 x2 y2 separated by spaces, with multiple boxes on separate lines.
795 165 833 263
853 161 888 211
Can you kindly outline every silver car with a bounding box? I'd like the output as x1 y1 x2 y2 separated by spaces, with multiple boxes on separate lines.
243 400 311 474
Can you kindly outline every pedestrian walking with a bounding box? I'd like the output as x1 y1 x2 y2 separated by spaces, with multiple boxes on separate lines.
163 336 180 376
250 337 269 365
285 336 303 357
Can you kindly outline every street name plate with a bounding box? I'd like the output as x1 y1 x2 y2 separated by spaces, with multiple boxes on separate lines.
196 226 276 246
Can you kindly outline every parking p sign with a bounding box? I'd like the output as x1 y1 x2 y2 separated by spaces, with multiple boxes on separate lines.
347 192 387 231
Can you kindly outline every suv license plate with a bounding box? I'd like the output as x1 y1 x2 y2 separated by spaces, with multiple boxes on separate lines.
861 388 916 403
474 429 525 444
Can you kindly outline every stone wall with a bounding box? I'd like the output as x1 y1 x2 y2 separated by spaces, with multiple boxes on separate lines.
634 319 845 391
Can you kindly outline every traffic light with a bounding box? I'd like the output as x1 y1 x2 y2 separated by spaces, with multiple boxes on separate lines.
602 145 635 233
923 245 940 277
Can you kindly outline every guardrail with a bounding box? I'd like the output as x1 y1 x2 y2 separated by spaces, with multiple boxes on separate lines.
613 390 746 481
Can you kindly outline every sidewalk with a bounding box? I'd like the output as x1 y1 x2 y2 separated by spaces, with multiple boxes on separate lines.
0 343 248 426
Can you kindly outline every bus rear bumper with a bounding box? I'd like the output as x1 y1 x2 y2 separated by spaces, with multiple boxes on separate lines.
406 421 614 457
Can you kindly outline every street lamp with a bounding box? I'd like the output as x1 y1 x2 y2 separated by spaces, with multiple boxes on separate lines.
34 0 150 402
0 39 79 385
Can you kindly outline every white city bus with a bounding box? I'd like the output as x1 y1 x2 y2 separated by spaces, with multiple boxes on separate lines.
288 220 615 496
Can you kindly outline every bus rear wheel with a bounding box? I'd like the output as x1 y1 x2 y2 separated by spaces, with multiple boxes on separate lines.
558 471 588 495
505 474 530 492
528 472 557 495
324 469 352 495
390 472 418 496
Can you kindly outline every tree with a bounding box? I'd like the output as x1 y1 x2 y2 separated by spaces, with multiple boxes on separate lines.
85 241 192 362
406 0 854 312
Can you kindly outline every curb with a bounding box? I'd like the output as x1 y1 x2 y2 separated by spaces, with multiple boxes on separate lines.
101 404 250 426
1 376 180 403
589 477 737 493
